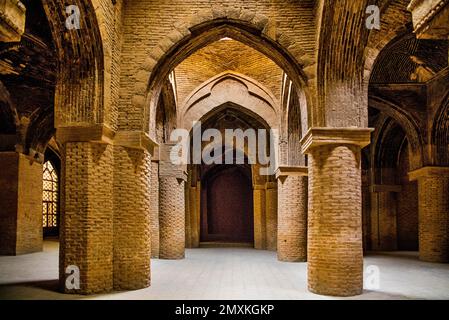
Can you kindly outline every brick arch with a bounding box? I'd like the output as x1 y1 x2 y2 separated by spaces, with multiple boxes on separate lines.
363 0 412 84
369 96 424 170
180 72 278 131
42 0 105 127
431 92 449 166
130 6 315 136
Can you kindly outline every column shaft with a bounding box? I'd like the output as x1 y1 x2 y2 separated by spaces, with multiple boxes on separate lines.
60 142 114 294
159 172 186 259
276 170 307 262
410 167 449 262
0 152 43 255
150 161 160 258
307 144 363 296
113 146 152 290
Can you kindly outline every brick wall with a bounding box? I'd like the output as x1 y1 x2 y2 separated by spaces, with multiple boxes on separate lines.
118 0 316 131
175 39 283 105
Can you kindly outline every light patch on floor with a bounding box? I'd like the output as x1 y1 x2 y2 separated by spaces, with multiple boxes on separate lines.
1 241 449 300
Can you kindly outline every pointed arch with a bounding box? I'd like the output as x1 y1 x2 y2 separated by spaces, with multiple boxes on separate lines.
128 6 314 136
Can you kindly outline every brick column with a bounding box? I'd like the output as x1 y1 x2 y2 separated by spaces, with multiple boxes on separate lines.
369 185 401 251
0 152 43 255
158 144 186 259
265 182 278 251
409 167 449 263
275 166 308 262
301 128 372 297
112 144 152 290
59 140 114 294
253 185 266 249
150 160 160 258
187 183 200 248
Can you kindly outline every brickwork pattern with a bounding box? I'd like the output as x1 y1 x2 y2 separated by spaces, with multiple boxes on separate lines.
159 175 185 259
60 142 114 294
149 161 160 258
417 175 449 262
0 152 43 255
265 185 278 251
119 0 316 131
176 40 283 104
369 191 398 251
253 187 266 250
308 144 363 297
277 175 307 262
397 181 419 250
113 146 152 290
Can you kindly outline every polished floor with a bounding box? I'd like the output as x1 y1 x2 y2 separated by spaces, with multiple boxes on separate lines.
0 241 448 300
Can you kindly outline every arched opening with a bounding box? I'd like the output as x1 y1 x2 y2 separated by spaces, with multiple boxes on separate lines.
200 164 253 245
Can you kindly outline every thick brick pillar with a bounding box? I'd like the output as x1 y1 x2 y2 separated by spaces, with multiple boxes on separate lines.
113 145 152 290
0 152 43 255
301 128 372 297
150 160 160 258
59 140 114 294
253 185 266 249
369 185 401 251
265 182 278 251
275 166 308 262
186 182 200 248
158 144 186 259
409 167 449 263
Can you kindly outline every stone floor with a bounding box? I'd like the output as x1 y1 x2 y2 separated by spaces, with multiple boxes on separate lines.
0 241 448 300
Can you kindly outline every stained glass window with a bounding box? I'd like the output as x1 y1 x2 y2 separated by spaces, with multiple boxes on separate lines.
42 161 58 228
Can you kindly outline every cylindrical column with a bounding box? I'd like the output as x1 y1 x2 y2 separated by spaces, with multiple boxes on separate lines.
410 167 449 263
253 185 266 249
265 182 278 251
149 161 160 258
113 146 152 290
159 174 185 259
302 128 372 297
60 141 114 294
276 167 308 262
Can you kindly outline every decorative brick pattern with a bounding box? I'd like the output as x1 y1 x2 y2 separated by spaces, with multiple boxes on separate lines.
60 142 114 294
416 174 449 262
159 174 186 260
149 161 160 258
369 191 398 251
265 183 278 251
277 175 307 262
0 152 43 255
253 186 266 250
113 146 152 290
307 144 363 297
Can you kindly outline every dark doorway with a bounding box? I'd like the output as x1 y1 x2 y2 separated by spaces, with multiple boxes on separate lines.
200 165 254 244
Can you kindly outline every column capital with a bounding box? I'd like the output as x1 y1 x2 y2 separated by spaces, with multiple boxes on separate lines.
56 125 115 145
275 166 308 179
300 127 374 154
409 166 449 181
114 130 158 156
